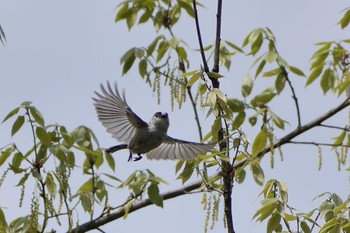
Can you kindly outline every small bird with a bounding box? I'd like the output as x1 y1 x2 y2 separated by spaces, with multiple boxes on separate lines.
93 82 215 161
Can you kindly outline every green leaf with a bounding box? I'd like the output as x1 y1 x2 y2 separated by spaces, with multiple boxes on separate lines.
263 68 281 78
306 66 323 86
251 163 265 186
265 51 277 63
148 183 163 207
138 10 152 24
0 208 8 231
36 127 51 146
300 221 311 233
156 41 169 62
241 75 253 98
224 40 244 53
2 107 19 123
289 65 305 77
147 36 163 56
177 161 194 184
255 59 266 78
232 111 246 130
211 117 222 138
227 98 245 112
208 90 217 110
105 152 115 172
16 173 29 186
0 147 14 166
186 71 201 87
249 116 257 126
178 0 194 18
275 73 286 94
253 198 276 221
235 167 246 184
268 110 286 130
213 88 226 102
115 3 128 22
175 160 185 174
339 9 350 29
80 191 93 213
320 68 335 94
267 212 281 233
12 152 23 171
11 115 25 136
122 50 136 75
207 71 224 79
126 9 138 30
252 130 267 155
29 106 45 127
250 88 276 107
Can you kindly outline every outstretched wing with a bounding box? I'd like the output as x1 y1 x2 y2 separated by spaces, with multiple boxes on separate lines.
146 136 215 160
93 82 148 144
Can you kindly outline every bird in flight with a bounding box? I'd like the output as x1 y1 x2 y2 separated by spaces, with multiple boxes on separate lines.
93 82 215 161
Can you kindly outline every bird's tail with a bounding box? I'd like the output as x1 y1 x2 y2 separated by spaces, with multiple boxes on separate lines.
106 144 128 153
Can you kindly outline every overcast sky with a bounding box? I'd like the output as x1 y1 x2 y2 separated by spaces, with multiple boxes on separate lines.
0 1 349 233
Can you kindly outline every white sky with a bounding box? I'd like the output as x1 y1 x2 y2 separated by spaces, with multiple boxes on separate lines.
0 1 349 233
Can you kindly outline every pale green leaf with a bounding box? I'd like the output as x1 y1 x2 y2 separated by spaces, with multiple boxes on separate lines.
29 106 45 127
148 183 163 207
2 107 19 123
252 130 267 155
241 75 253 97
11 115 25 136
36 127 51 146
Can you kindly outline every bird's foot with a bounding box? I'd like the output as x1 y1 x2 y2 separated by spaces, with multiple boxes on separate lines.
133 154 143 161
127 154 142 162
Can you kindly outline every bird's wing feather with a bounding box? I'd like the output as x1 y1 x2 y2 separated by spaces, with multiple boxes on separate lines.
93 82 148 144
146 136 215 160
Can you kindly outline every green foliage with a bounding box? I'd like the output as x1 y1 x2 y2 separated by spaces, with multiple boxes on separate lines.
0 103 171 232
306 41 350 96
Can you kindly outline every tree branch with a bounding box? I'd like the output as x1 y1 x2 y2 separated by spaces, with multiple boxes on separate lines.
69 172 221 233
192 0 209 73
233 97 350 169
288 141 350 148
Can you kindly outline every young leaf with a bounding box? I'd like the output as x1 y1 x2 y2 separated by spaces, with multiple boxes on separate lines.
29 106 45 127
2 107 19 123
105 152 115 172
289 66 306 77
36 127 51 146
241 75 253 98
0 147 13 166
306 66 323 86
148 183 163 207
11 115 25 136
252 130 268 155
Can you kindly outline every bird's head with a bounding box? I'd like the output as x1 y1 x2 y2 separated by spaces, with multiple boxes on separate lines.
150 112 169 131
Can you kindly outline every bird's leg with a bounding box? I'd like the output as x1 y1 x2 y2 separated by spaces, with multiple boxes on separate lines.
127 152 133 162
133 154 143 161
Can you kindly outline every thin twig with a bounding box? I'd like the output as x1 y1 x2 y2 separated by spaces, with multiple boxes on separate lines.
233 97 350 169
319 123 350 132
289 141 350 147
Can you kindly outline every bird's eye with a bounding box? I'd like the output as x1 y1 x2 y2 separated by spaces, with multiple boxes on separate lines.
154 112 161 117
